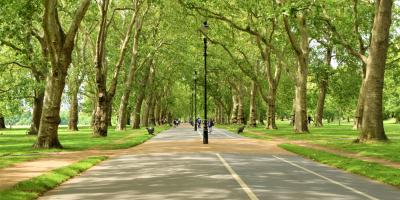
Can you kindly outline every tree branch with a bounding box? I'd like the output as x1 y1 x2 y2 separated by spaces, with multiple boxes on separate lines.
64 0 91 51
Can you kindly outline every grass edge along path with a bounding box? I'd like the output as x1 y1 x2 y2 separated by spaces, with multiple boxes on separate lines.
0 125 169 170
279 143 400 188
0 156 107 200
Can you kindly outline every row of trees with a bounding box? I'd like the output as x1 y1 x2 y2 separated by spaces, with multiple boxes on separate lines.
178 0 398 142
0 0 399 148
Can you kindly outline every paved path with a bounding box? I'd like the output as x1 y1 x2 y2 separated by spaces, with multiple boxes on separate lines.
39 127 400 200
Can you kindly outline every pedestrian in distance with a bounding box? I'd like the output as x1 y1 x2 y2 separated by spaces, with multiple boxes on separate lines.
208 119 214 134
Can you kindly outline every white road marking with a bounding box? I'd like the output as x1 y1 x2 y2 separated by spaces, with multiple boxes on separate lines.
216 153 259 200
272 155 379 200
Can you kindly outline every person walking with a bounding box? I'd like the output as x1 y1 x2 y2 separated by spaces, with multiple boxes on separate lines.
208 119 214 134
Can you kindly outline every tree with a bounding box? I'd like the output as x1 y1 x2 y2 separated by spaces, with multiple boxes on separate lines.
358 0 393 142
34 0 91 148
282 2 310 133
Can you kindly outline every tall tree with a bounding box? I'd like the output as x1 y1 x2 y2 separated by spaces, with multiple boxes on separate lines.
358 0 393 142
34 0 91 148
283 7 310 133
92 0 141 136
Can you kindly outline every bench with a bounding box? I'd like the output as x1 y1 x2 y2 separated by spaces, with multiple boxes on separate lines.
237 126 245 134
146 127 155 135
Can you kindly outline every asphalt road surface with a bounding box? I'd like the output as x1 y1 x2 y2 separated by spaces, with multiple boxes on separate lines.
39 126 400 200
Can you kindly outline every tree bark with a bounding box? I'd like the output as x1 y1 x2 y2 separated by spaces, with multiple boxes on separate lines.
284 13 309 133
0 114 5 129
315 47 332 127
359 0 393 142
92 0 139 135
315 80 327 127
230 94 239 124
93 0 110 137
131 61 152 129
132 94 146 129
249 81 257 127
116 16 143 130
28 90 45 134
107 103 112 126
34 0 90 148
142 99 151 127
148 96 156 126
68 90 79 131
267 87 278 129
237 88 245 125
353 73 366 130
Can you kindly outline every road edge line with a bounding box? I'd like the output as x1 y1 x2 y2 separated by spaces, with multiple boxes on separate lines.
272 155 378 200
216 153 259 200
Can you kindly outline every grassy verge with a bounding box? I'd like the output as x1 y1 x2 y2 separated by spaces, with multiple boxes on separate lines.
218 121 400 163
0 156 107 200
279 143 400 187
0 125 169 169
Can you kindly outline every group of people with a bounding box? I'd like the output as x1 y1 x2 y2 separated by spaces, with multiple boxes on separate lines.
190 118 214 132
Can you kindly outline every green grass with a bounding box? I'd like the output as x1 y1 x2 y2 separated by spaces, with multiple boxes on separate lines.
279 143 400 187
0 125 169 169
0 156 107 200
218 121 400 163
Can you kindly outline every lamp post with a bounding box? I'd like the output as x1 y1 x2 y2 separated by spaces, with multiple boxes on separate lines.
194 70 197 131
202 21 209 144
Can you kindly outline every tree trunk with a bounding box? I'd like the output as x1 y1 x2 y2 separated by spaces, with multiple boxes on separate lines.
132 94 145 129
93 0 110 137
353 76 366 130
284 13 309 133
154 101 161 125
315 79 327 127
68 90 79 131
249 81 257 127
237 92 244 125
93 96 109 137
34 69 67 148
28 90 45 134
143 99 152 127
107 103 112 126
148 96 156 126
230 94 239 124
126 106 131 126
359 0 392 142
267 88 278 129
90 104 96 128
34 0 90 148
116 20 142 130
315 47 331 127
131 63 152 129
294 56 309 133
0 114 5 129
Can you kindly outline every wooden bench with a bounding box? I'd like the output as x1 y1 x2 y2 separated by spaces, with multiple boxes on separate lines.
146 127 155 135
237 126 245 134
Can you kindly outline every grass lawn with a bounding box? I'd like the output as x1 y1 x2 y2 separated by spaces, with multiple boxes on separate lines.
279 144 400 187
0 125 169 169
0 156 107 200
218 120 400 163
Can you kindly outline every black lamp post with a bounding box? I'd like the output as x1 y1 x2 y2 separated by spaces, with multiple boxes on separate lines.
194 70 197 131
202 21 209 144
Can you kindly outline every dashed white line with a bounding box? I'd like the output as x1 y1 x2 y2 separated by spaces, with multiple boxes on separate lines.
272 155 379 200
216 153 259 200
